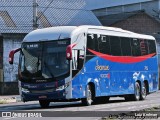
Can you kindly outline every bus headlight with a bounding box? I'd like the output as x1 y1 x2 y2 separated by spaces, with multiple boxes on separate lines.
21 88 30 93
56 82 70 91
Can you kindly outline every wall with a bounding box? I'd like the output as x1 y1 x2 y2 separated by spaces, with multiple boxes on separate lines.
3 36 21 82
111 13 160 34
0 33 26 95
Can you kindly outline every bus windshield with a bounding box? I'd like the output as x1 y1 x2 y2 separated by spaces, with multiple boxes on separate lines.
19 39 70 82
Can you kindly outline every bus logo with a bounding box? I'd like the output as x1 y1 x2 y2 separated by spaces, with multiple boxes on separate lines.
95 60 109 71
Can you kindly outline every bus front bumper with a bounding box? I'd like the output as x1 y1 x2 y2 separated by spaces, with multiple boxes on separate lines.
21 90 66 102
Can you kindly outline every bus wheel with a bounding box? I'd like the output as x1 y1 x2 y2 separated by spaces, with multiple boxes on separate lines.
125 82 141 101
39 100 50 108
81 85 93 106
132 82 141 101
140 82 147 100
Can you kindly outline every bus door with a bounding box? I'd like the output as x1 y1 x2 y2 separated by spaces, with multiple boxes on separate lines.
70 33 85 98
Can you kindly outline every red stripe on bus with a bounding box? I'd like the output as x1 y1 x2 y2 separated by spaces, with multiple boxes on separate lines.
88 49 156 64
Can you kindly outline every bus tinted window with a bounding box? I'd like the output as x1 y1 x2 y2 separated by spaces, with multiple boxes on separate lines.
87 34 98 55
131 39 141 56
148 40 156 54
121 37 132 56
110 36 122 56
139 39 149 55
98 35 111 55
87 34 95 55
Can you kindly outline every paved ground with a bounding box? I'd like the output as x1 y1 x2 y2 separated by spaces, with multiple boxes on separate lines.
0 91 160 120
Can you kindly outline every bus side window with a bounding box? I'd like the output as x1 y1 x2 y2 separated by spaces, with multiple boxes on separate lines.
94 34 98 51
87 34 93 55
148 40 156 54
98 35 111 55
131 39 141 56
121 37 132 56
87 33 98 54
110 36 122 56
87 34 94 50
139 39 149 55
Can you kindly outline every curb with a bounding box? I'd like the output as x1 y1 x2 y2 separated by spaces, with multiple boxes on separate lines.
0 96 21 104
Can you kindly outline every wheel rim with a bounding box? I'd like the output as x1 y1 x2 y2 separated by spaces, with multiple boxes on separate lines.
142 86 147 99
87 86 92 105
135 83 140 100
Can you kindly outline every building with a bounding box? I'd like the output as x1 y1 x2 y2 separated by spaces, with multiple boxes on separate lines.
91 0 160 33
0 0 101 95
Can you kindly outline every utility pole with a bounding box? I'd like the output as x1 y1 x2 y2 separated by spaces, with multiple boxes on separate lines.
33 0 38 30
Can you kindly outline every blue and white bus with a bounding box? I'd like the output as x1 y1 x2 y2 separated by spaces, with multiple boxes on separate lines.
9 26 159 108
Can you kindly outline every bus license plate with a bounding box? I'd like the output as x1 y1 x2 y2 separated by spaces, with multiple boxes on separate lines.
39 96 47 99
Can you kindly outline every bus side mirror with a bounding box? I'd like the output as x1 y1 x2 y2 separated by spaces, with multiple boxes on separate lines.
66 44 76 60
9 48 21 64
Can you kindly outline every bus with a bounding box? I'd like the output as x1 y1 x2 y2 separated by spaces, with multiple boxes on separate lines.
9 25 159 108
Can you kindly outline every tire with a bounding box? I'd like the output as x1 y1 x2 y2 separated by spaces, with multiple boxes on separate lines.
125 82 141 101
81 85 93 106
140 82 147 100
39 100 50 108
131 82 141 101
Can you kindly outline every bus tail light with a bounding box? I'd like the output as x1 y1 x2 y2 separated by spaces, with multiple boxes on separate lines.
9 48 21 64
66 44 76 60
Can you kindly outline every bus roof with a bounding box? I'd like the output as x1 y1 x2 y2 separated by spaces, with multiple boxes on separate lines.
23 25 155 42
23 26 77 42
83 25 155 40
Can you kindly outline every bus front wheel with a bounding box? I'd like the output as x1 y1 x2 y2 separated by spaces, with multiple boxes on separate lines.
39 100 50 108
81 85 93 106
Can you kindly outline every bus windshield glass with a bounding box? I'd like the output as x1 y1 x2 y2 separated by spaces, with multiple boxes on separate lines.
19 39 70 82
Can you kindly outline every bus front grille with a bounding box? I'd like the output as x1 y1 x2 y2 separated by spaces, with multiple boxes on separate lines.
30 89 55 94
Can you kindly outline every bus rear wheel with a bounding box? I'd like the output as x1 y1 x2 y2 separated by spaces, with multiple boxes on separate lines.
81 85 93 106
131 82 141 101
125 82 141 101
140 82 147 100
39 100 50 108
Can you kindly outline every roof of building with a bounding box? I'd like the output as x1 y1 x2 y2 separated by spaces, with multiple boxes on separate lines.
0 0 101 33
98 10 160 26
85 0 152 10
